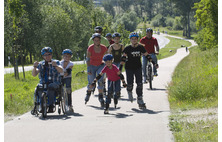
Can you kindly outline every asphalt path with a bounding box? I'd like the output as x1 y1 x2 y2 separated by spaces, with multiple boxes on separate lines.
4 34 169 74
4 36 197 142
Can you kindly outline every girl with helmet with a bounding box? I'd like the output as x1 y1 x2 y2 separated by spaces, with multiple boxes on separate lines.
85 33 108 107
119 32 158 109
90 54 127 114
107 32 125 67
105 33 115 46
60 49 74 112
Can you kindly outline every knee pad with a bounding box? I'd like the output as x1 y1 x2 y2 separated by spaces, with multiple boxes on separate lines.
115 92 121 99
66 88 72 94
106 93 112 104
127 84 133 92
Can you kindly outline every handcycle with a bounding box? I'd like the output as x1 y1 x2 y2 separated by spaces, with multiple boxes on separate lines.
31 63 68 118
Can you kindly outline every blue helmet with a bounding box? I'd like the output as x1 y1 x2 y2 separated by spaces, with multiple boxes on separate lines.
106 33 112 37
103 54 113 61
129 32 139 39
41 47 52 55
62 49 73 55
146 28 153 33
112 32 121 38
92 33 101 40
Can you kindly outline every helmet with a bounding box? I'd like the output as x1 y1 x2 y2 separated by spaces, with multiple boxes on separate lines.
94 26 103 32
41 47 52 55
105 33 112 37
103 54 113 61
92 33 101 40
62 49 73 55
146 28 153 33
112 32 121 38
129 32 139 39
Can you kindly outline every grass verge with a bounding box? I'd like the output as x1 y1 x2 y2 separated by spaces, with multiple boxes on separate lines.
157 36 191 60
167 46 218 141
4 64 88 116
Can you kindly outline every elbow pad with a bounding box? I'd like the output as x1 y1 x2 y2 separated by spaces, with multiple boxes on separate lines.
118 73 124 80
121 56 126 62
96 74 102 80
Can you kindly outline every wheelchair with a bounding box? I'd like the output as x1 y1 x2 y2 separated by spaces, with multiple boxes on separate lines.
31 78 69 118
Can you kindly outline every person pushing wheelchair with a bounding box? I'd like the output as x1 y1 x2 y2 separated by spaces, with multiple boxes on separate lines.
32 47 63 113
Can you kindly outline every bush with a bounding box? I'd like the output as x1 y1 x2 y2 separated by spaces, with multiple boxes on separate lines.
166 17 174 27
173 17 183 30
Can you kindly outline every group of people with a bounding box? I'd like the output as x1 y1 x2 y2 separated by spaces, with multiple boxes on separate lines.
32 26 160 115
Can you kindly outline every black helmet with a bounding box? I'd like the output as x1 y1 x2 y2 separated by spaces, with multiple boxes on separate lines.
41 47 52 55
106 33 112 37
146 28 153 33
92 33 101 40
112 32 121 38
94 26 103 32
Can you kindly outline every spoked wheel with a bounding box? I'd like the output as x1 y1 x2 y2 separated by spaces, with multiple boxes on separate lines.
147 65 153 90
61 88 69 114
41 93 47 118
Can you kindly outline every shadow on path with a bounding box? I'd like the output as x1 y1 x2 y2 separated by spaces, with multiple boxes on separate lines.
130 108 166 114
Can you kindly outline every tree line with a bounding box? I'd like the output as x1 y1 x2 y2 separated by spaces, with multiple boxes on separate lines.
4 0 218 68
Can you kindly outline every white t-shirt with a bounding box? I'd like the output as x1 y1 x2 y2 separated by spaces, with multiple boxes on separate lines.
60 60 74 78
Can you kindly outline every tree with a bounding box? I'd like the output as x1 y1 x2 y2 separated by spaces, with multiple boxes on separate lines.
194 0 218 50
102 0 115 17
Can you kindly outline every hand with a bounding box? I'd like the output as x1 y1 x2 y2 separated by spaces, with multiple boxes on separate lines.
155 64 159 69
33 61 39 67
90 82 96 88
123 82 127 88
64 72 68 77
52 61 57 67
155 51 159 55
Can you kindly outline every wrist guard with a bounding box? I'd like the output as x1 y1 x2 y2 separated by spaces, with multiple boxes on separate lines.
118 73 125 80
121 56 126 62
96 74 102 80
66 68 72 75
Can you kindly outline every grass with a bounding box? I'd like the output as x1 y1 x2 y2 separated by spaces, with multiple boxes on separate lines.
4 64 88 115
157 36 192 60
168 46 218 141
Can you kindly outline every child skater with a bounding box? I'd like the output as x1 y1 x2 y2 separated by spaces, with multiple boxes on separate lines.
60 49 74 112
90 54 127 114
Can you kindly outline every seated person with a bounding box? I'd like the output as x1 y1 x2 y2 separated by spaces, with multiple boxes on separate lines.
32 47 63 112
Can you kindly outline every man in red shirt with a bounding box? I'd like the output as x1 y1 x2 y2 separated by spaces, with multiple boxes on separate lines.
140 28 159 83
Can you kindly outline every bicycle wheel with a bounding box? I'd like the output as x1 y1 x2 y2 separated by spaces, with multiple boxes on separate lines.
148 65 153 90
61 87 69 114
41 93 47 118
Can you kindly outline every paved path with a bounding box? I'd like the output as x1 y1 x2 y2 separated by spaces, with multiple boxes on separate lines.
4 38 197 142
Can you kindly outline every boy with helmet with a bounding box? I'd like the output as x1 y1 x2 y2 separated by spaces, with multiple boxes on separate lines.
90 54 127 114
140 28 159 83
85 33 108 107
108 32 125 67
32 47 63 113
105 33 115 46
60 49 74 112
119 32 158 109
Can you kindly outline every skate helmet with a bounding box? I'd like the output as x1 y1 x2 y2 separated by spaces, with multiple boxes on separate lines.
62 49 73 55
41 47 52 55
103 54 113 61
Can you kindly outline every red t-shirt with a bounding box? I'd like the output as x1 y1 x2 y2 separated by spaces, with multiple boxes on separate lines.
102 64 120 81
140 36 159 54
88 44 107 66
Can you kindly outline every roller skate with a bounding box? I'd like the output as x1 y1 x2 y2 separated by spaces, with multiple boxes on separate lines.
85 91 91 104
137 96 146 109
104 103 109 114
98 93 105 107
127 91 133 102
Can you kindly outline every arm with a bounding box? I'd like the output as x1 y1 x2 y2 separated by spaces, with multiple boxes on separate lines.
52 61 63 73
107 44 113 54
117 71 127 88
119 53 127 72
86 50 92 75
32 61 40 77
90 72 104 88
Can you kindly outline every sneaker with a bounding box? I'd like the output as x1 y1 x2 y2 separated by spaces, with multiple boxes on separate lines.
137 96 145 105
154 72 158 77
48 105 54 112
69 106 74 112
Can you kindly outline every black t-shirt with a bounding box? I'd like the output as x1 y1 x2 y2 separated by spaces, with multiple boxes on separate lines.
123 44 146 70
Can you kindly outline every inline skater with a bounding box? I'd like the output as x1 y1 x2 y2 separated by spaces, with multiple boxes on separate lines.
32 47 63 113
90 54 127 114
60 49 74 112
139 28 159 83
107 32 125 67
105 33 115 47
85 33 108 107
119 32 158 109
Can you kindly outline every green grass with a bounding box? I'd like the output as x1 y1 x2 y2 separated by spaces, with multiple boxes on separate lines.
157 36 192 60
4 64 88 115
168 46 218 141
170 119 218 142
